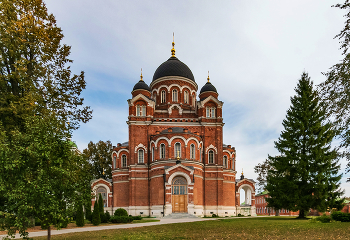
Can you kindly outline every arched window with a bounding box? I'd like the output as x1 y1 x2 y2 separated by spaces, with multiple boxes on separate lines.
96 186 107 207
190 144 195 159
138 149 144 163
174 142 181 158
136 105 146 116
113 156 116 169
184 91 189 104
206 107 216 118
208 150 214 164
223 156 228 168
160 143 166 159
122 154 127 168
161 90 166 103
200 148 202 162
152 147 154 162
172 89 178 102
192 95 196 107
172 176 187 195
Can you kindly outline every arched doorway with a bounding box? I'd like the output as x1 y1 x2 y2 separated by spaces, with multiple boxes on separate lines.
172 176 188 212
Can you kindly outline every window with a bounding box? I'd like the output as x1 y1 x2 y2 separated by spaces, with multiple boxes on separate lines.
136 105 146 116
113 156 116 169
192 95 195 106
206 107 216 118
160 143 166 159
161 90 166 103
208 150 214 164
172 89 178 102
96 187 107 207
138 149 144 163
152 147 154 162
172 176 187 195
190 144 195 159
223 156 227 168
200 148 202 162
184 91 189 104
174 142 181 158
122 154 127 168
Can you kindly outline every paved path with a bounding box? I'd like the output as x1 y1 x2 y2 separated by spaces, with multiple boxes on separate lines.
0 217 218 239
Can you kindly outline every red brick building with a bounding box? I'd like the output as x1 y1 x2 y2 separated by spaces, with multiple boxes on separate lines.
91 41 256 217
255 191 299 216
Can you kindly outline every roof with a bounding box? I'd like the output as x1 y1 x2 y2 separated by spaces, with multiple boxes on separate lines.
161 127 191 133
200 81 217 94
152 56 195 82
133 80 151 92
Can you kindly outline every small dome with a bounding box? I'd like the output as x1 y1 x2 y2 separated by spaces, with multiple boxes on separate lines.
200 81 217 94
133 80 150 92
153 56 195 82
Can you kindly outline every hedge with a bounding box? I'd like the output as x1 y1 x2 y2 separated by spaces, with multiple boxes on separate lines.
110 216 133 223
331 211 350 222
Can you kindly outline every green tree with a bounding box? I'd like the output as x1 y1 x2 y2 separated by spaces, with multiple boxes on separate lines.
254 159 272 194
98 193 106 223
75 202 85 227
266 72 344 218
82 140 113 179
319 1 350 180
85 199 92 222
0 0 92 239
91 200 101 226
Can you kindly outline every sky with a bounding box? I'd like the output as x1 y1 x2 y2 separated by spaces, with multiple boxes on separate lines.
45 0 349 197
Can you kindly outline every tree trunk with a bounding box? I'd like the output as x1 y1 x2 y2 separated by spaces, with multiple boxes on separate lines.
298 209 305 218
47 225 51 240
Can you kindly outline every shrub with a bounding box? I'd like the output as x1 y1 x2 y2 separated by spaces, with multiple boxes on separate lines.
331 211 350 222
110 216 133 223
114 208 128 217
238 213 242 217
212 214 217 218
91 201 101 226
76 203 85 227
316 214 331 223
104 211 111 223
85 200 92 222
35 218 41 226
132 216 142 220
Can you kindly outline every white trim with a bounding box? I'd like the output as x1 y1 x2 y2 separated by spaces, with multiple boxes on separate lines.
167 171 192 185
168 104 183 115
205 144 218 154
197 95 223 109
134 143 147 153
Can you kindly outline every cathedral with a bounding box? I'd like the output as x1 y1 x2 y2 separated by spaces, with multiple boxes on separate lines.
91 40 256 217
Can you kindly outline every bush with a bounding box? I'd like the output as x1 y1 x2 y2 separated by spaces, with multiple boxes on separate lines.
238 213 242 217
35 218 41 226
76 203 85 227
316 214 331 223
102 211 111 223
114 208 128 217
331 211 350 222
85 200 92 222
212 214 217 217
110 216 133 223
91 201 101 226
132 216 142 220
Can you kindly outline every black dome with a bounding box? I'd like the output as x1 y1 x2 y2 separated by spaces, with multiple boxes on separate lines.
133 80 150 92
152 56 195 82
200 81 217 94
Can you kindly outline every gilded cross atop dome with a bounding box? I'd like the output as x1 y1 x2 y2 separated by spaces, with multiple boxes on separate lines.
171 33 176 57
207 71 210 82
140 68 143 81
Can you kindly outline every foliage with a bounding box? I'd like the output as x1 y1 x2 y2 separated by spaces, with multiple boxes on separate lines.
132 216 142 220
319 1 350 179
85 200 92 222
0 0 92 239
266 72 344 218
82 140 113 180
316 214 332 223
75 203 85 227
109 216 133 223
114 208 128 217
331 211 350 222
254 159 273 193
212 214 218 218
104 211 111 222
91 201 101 226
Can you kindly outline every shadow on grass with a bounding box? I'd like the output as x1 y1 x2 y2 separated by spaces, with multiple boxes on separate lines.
219 217 311 222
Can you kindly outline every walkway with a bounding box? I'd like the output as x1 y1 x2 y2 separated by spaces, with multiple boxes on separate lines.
0 217 216 239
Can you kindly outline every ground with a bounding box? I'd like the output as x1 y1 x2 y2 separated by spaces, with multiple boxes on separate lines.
28 217 349 240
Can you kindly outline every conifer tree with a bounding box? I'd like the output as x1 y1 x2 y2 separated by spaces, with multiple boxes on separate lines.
98 193 106 223
85 200 92 222
266 72 344 218
91 200 101 226
75 203 85 227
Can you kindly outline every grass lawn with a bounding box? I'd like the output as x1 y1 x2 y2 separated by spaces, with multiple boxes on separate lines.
32 217 350 240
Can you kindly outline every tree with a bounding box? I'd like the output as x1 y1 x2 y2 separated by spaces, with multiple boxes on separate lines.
0 0 92 239
254 159 272 193
85 199 92 222
319 1 350 180
75 202 85 227
98 193 106 223
91 200 101 226
266 72 344 218
82 140 113 180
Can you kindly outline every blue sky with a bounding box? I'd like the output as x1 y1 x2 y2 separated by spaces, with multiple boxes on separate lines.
45 0 349 196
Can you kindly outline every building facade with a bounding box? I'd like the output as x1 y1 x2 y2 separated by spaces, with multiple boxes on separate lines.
91 41 256 217
255 191 299 216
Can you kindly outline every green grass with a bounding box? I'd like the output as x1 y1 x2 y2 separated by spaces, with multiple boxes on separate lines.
32 217 350 240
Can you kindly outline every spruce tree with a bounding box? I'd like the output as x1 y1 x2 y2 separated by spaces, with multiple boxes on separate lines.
85 200 92 222
266 72 344 218
75 203 85 227
91 200 101 226
98 193 106 223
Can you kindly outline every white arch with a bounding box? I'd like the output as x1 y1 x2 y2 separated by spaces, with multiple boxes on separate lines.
134 143 147 153
168 104 183 115
185 137 200 147
168 171 192 185
116 149 129 158
223 150 234 158
153 84 197 95
236 183 255 194
154 137 171 147
205 144 218 154
169 135 187 146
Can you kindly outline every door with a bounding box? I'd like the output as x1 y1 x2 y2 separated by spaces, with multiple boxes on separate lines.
171 177 188 212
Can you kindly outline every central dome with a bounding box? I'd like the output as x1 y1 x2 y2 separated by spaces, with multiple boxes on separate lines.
152 56 195 82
